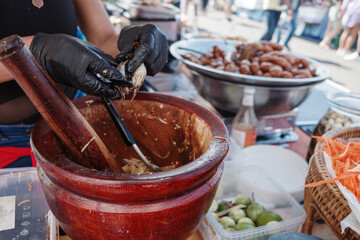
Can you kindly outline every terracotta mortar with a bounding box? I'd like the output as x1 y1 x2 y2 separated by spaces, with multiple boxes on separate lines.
31 92 229 240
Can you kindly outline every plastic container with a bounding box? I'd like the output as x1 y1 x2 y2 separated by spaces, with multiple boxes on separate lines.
307 92 360 160
321 92 360 132
199 164 306 240
0 167 50 240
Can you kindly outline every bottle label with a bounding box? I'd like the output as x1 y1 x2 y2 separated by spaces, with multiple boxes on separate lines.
242 94 254 106
232 129 246 148
231 129 257 148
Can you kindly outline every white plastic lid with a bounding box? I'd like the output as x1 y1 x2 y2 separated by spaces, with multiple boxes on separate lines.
327 92 360 119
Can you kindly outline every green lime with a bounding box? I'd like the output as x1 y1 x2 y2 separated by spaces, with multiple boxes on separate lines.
229 208 246 222
237 217 255 226
246 203 266 221
256 211 283 226
234 222 256 231
217 201 232 212
220 216 236 228
235 193 251 206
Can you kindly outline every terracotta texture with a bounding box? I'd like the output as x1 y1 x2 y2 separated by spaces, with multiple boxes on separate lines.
31 93 229 240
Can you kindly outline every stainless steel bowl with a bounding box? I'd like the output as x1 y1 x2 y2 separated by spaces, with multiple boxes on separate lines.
170 39 331 115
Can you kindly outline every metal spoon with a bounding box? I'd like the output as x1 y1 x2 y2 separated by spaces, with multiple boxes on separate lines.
102 97 161 172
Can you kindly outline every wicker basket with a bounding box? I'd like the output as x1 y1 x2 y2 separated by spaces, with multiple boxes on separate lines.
302 126 360 239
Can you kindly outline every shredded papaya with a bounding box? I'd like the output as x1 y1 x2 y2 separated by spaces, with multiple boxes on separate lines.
304 136 360 202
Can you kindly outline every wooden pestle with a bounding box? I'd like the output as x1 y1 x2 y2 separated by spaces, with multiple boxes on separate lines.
0 35 122 172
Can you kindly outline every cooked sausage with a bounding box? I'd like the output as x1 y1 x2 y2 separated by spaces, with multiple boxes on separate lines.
281 71 293 78
183 41 317 79
240 64 251 74
250 62 260 73
260 62 272 72
294 58 309 69
269 65 283 77
259 54 272 62
263 72 272 77
255 70 263 76
309 65 316 76
241 59 251 65
292 69 312 78
283 63 293 72
274 56 289 67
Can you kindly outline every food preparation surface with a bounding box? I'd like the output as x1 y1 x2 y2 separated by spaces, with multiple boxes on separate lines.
57 126 335 239
60 224 336 240
59 232 203 240
58 65 348 240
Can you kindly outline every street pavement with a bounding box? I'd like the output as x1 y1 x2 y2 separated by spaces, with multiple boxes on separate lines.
188 7 359 92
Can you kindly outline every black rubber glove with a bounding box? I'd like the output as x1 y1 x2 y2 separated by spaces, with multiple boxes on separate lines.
116 24 169 76
30 33 132 98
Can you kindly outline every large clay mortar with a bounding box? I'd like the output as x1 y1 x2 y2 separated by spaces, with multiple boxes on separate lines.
31 92 229 240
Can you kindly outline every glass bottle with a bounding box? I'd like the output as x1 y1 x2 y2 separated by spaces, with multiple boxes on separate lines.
231 87 257 148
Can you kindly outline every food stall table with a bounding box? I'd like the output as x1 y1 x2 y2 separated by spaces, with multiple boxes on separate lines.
60 232 204 240
56 69 347 240
144 67 349 240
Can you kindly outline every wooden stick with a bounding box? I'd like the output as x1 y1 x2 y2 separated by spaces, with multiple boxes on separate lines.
0 35 122 172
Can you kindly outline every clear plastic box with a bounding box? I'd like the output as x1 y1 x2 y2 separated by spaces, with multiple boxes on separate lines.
0 167 50 240
199 163 306 240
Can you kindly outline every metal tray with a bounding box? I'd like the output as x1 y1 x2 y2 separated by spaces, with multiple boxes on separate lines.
170 39 331 87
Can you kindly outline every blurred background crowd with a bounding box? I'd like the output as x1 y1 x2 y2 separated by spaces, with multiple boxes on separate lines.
104 0 359 91
182 0 360 61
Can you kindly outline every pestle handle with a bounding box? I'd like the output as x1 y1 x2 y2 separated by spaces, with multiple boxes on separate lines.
0 35 122 172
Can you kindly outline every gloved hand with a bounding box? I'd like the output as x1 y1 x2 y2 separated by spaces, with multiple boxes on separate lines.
116 24 169 76
30 33 132 98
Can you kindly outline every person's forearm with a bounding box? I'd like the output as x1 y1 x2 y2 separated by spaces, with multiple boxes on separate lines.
283 0 291 9
95 34 119 58
73 0 119 57
0 36 34 83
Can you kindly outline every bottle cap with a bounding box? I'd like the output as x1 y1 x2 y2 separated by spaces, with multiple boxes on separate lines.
243 87 255 95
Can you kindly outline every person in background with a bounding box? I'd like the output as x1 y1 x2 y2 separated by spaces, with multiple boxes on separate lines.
344 32 360 61
0 0 168 168
165 0 180 8
275 0 302 49
319 0 344 50
336 0 360 58
224 0 235 21
202 0 209 14
260 0 292 41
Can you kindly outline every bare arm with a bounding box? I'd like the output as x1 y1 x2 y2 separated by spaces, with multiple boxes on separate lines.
283 0 291 9
283 0 293 19
0 36 34 83
72 0 119 57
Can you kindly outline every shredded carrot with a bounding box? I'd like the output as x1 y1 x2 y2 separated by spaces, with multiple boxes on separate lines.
302 173 358 188
27 183 32 192
306 136 360 202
